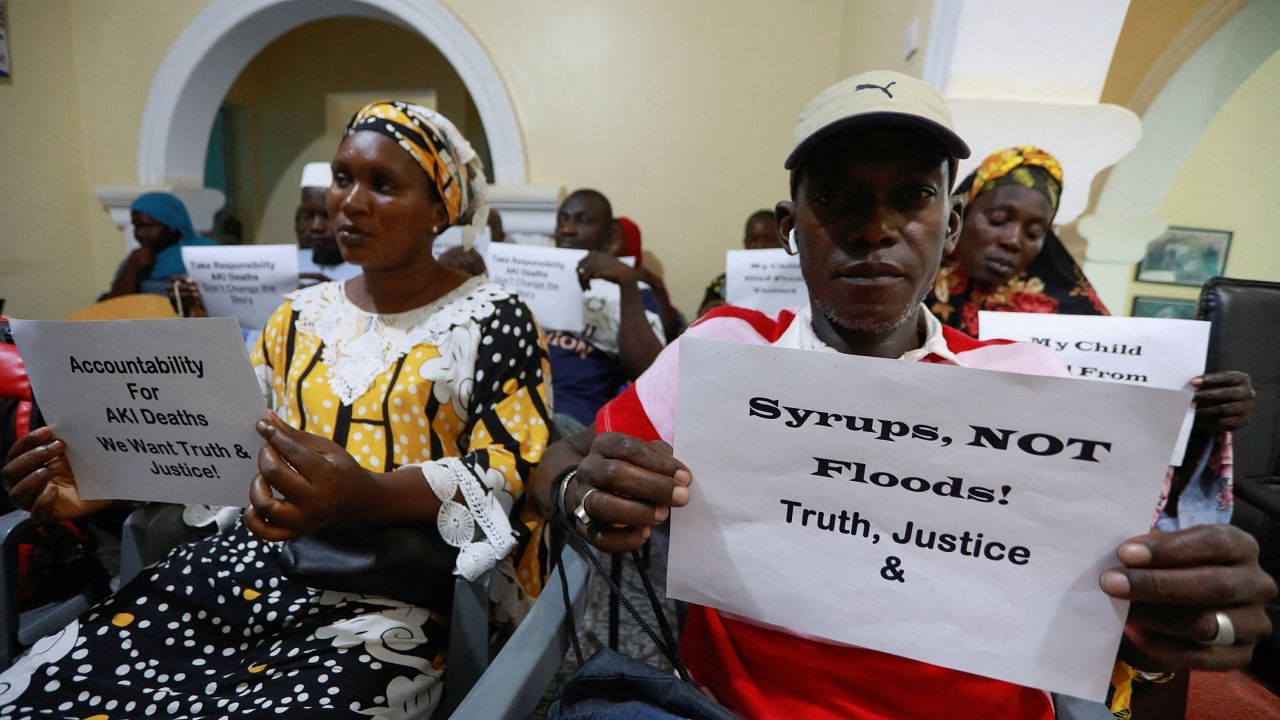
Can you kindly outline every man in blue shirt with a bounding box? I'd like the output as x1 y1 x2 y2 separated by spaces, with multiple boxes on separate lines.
549 189 665 433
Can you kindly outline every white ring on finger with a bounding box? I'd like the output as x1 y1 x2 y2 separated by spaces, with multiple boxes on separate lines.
1206 610 1236 646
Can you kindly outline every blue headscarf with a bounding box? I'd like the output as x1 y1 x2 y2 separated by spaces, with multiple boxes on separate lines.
130 192 217 280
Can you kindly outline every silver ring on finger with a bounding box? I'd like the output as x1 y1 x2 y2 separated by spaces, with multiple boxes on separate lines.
1205 610 1236 646
574 488 599 531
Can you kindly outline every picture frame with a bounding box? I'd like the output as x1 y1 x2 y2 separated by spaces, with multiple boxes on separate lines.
1134 226 1231 287
1131 296 1198 320
0 0 10 79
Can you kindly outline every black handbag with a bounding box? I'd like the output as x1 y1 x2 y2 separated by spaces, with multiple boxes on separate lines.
546 468 737 720
277 522 458 608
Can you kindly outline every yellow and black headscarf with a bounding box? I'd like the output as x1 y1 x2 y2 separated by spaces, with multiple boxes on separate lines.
345 100 489 247
966 145 1063 220
931 145 1108 335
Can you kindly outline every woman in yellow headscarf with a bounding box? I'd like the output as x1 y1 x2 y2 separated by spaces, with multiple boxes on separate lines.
1 101 551 718
927 146 1109 337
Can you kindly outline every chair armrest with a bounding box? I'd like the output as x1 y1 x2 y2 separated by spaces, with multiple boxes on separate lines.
450 545 592 720
437 568 494 717
119 504 205 585
1053 693 1115 720
0 509 31 547
0 510 31 667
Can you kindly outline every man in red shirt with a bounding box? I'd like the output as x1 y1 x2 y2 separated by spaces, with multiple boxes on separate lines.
532 71 1274 719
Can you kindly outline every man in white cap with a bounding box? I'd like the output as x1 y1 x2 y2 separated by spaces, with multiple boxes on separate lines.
531 71 1275 718
295 161 360 285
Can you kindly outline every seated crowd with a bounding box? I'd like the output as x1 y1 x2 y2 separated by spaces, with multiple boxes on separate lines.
0 71 1273 720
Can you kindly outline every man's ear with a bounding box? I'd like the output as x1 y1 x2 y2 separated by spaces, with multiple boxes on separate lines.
775 201 795 252
603 220 625 256
943 199 962 256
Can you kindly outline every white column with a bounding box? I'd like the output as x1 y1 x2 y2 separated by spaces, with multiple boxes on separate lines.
926 0 1137 228
487 184 563 241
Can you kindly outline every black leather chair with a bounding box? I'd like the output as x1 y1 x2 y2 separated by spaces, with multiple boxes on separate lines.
1198 276 1280 689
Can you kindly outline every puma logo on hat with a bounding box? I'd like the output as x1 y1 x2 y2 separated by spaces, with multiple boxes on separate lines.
855 81 897 98
785 70 970 169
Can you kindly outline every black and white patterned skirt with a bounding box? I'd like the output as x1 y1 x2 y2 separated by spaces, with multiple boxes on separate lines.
0 521 448 719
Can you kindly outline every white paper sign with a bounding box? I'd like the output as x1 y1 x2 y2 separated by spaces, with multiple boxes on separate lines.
485 244 588 331
979 312 1209 464
724 248 808 314
670 337 1190 701
182 245 298 331
11 318 268 507
296 249 361 283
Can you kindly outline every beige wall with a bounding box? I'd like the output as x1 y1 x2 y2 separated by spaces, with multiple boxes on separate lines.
0 0 930 319
223 17 483 247
455 0 847 314
0 0 208 317
837 0 933 78
1126 49 1280 309
66 1 207 298
0 0 95 319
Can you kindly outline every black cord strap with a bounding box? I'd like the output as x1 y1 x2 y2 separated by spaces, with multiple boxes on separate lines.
550 463 693 683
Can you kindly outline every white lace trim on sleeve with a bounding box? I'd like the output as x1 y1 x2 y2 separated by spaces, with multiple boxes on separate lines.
419 457 516 581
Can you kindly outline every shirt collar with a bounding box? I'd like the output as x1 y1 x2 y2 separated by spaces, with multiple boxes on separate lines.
775 304 960 364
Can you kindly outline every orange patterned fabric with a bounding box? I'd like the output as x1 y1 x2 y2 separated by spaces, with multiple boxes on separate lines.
345 101 485 229
968 145 1064 216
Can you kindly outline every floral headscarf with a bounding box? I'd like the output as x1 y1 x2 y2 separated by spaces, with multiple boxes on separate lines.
344 101 489 248
928 147 1106 336
967 145 1063 219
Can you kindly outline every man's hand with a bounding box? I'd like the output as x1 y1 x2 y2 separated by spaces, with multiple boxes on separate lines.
564 432 691 553
1102 524 1277 671
1191 371 1253 433
3 427 112 523
242 414 376 541
168 277 208 317
576 251 640 291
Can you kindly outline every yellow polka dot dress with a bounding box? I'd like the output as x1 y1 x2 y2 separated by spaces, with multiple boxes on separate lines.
0 277 552 719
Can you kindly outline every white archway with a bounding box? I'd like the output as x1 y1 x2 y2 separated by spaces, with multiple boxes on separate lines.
136 0 526 187
1077 0 1280 310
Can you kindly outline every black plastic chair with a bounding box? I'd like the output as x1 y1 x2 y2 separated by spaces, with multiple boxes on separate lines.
1199 276 1280 689
0 510 94 668
449 544 591 719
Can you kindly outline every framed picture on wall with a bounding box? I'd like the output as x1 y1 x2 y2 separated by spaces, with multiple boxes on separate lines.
1131 296 1198 320
1134 226 1231 287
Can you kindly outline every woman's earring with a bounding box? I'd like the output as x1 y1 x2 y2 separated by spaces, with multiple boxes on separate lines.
432 225 440 234
785 228 799 254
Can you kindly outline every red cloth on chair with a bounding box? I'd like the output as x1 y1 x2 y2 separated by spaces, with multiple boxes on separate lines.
0 317 33 439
